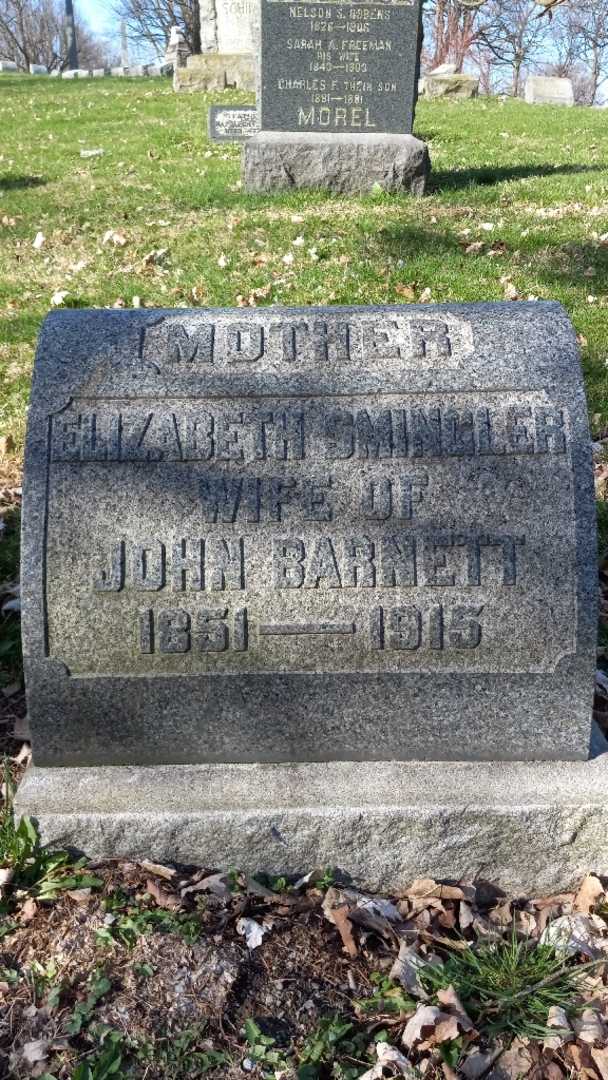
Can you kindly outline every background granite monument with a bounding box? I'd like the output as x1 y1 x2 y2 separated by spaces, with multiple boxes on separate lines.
243 0 430 194
172 0 256 92
16 302 606 890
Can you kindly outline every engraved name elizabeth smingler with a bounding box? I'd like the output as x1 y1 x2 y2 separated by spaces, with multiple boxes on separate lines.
49 394 570 667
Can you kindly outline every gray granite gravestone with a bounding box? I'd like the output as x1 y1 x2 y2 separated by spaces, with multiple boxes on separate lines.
16 302 606 889
209 104 259 141
243 0 430 193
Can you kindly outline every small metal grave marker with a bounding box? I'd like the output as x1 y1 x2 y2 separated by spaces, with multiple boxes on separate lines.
209 104 259 141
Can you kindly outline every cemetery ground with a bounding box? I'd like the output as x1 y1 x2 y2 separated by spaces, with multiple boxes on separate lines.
2 72 608 1079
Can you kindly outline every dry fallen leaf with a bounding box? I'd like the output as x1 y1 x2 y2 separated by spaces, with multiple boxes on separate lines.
543 1004 573 1049
436 985 476 1033
402 1004 450 1049
574 875 605 914
541 913 608 957
395 283 416 299
142 247 168 267
591 1047 608 1080
461 1048 502 1079
50 290 70 307
102 229 127 247
488 1037 533 1079
19 1039 50 1067
330 905 358 957
140 859 176 880
390 941 432 999
359 1041 418 1079
236 916 268 950
0 866 14 897
575 1008 608 1046
18 897 37 924
66 888 92 904
145 877 181 911
13 743 31 766
181 872 231 900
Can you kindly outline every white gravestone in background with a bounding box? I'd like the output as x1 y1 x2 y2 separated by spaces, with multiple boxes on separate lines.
525 76 574 107
198 0 253 53
216 0 255 53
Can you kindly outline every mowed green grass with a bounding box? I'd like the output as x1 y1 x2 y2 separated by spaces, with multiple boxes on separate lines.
1 73 608 454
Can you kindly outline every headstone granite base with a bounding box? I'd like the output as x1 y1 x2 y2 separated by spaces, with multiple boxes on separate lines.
174 53 255 92
243 132 431 195
424 74 479 100
16 726 608 893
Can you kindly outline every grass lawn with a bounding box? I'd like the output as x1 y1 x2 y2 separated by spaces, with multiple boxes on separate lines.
2 76 608 1080
1 73 608 462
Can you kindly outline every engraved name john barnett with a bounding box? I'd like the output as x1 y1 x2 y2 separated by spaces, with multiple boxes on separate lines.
129 314 474 373
93 531 522 657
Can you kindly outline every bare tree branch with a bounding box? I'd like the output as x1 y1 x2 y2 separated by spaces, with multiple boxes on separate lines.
0 0 113 70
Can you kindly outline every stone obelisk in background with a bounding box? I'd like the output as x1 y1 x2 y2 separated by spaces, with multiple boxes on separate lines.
120 20 130 69
65 0 79 70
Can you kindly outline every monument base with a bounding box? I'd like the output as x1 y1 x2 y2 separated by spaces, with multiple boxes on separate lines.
242 132 431 195
424 74 479 100
15 731 608 894
173 53 255 92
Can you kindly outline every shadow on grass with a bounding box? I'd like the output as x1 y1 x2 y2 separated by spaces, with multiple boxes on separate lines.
0 174 46 191
430 162 604 192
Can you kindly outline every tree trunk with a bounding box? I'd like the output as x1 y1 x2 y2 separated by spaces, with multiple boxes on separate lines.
589 43 601 104
433 0 446 67
191 0 201 54
512 57 522 96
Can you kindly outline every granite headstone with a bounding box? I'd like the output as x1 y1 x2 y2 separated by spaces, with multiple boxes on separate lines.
424 73 479 99
209 104 259 140
260 0 421 134
216 0 255 52
21 302 595 772
525 75 574 107
243 0 429 192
